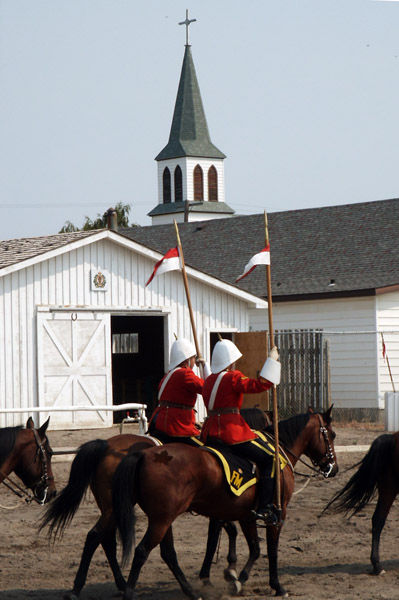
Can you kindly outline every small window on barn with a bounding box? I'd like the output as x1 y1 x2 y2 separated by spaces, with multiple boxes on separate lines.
193 165 203 201
174 165 183 202
208 166 218 202
112 333 139 354
163 168 171 204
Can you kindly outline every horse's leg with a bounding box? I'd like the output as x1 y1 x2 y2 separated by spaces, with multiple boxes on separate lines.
100 521 126 591
124 523 203 600
370 486 397 575
65 521 103 600
234 519 260 592
160 526 203 600
266 523 287 597
198 518 224 584
222 521 239 584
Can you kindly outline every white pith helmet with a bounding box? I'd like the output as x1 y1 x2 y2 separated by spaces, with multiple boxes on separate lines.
211 339 242 373
169 338 196 370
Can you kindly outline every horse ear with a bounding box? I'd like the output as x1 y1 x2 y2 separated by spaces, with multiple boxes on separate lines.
26 417 34 429
323 404 334 424
38 417 50 438
307 406 314 413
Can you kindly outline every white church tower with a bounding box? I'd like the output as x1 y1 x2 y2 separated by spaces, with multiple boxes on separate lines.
148 11 235 225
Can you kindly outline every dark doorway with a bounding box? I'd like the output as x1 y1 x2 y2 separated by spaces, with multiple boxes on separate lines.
111 315 164 423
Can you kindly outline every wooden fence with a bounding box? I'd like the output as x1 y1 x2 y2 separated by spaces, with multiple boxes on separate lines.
274 329 330 417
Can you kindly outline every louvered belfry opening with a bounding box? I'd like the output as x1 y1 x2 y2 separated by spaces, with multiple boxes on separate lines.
163 168 171 203
174 165 183 202
208 165 218 202
193 164 203 201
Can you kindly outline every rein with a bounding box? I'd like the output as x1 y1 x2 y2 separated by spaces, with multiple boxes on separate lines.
264 413 336 479
0 427 53 506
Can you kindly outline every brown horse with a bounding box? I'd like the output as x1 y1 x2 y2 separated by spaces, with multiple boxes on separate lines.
113 407 338 599
323 431 399 576
40 408 270 599
0 417 56 505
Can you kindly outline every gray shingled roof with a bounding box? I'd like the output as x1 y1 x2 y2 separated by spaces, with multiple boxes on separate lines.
0 230 99 270
155 46 226 161
122 198 399 300
148 200 235 217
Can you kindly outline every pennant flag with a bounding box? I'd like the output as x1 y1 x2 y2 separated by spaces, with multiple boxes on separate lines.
235 245 270 282
382 337 386 361
146 247 181 286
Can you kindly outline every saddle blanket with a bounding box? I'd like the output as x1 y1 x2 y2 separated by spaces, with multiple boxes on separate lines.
203 431 288 497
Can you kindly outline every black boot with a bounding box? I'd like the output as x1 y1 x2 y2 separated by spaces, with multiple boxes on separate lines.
252 475 279 525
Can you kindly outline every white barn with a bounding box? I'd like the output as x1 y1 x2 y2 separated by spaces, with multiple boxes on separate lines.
0 228 266 428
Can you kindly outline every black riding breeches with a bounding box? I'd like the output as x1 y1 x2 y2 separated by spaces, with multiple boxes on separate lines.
231 439 274 478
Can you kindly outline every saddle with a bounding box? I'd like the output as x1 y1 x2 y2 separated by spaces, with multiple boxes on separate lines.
202 432 288 497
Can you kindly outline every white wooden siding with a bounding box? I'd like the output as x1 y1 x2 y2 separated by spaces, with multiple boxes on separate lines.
0 237 252 427
249 296 379 409
377 290 399 402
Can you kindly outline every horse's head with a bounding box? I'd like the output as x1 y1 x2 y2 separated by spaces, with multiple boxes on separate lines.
13 417 57 504
305 406 338 478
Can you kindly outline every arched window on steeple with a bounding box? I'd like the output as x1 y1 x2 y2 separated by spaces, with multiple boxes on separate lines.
193 165 203 202
174 166 183 202
163 168 171 204
208 166 218 202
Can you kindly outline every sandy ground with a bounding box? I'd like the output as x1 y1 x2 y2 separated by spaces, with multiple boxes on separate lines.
1 422 399 600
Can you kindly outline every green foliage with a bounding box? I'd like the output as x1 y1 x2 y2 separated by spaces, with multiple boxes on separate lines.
59 202 137 233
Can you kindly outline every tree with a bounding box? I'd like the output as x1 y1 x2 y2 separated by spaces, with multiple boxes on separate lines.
59 202 136 233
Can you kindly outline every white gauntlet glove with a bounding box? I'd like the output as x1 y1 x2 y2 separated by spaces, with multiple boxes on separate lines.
260 346 281 385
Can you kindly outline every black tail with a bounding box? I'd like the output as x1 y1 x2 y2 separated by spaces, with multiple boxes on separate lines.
39 438 109 539
112 451 143 566
324 434 394 516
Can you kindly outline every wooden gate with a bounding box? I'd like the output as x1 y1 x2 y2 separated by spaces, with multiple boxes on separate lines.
275 329 330 417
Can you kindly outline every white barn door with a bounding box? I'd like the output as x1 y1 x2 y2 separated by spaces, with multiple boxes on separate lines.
37 311 112 429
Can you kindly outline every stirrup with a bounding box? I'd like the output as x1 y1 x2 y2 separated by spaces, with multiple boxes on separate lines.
251 506 280 526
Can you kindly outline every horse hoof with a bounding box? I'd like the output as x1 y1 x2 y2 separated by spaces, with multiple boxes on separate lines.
201 578 213 587
63 593 79 600
228 579 242 595
223 568 238 582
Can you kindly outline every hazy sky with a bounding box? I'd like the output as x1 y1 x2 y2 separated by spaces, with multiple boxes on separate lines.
1 0 399 240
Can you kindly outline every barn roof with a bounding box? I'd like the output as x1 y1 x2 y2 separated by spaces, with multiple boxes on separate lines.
122 198 399 300
0 230 98 270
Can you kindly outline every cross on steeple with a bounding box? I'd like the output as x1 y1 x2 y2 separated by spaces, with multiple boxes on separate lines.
179 9 196 46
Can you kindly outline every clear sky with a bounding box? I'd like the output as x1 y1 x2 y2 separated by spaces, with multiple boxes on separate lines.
1 0 398 240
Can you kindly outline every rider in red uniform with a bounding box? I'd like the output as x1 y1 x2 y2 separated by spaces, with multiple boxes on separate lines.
201 339 281 524
148 338 209 447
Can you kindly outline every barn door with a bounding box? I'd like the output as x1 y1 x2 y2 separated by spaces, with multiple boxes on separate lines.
233 331 269 410
37 311 112 429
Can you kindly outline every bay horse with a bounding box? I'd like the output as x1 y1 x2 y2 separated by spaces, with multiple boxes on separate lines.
113 406 338 599
0 417 56 505
40 408 271 599
323 431 399 575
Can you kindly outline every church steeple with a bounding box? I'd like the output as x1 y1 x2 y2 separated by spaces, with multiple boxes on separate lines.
155 45 226 162
149 10 234 225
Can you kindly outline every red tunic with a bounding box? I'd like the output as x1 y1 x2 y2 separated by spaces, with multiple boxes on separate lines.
151 367 204 437
201 370 272 444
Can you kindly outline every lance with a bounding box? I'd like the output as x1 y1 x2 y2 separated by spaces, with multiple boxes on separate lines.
381 332 396 393
264 210 282 516
173 220 204 375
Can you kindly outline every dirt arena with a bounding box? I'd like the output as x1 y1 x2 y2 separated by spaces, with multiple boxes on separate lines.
1 422 399 600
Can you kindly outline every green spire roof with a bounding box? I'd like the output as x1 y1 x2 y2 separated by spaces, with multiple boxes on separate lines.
155 46 226 161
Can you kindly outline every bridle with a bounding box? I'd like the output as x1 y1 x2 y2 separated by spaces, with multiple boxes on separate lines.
309 413 336 478
271 413 336 479
0 427 54 506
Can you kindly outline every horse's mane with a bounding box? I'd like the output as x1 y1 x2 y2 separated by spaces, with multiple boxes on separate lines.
0 425 23 467
266 412 311 447
240 407 269 431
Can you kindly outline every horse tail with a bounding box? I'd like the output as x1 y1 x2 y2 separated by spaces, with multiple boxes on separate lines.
112 450 143 567
39 438 109 539
324 433 394 516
